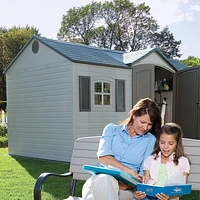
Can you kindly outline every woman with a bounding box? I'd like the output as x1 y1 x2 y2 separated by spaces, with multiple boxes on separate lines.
82 98 161 200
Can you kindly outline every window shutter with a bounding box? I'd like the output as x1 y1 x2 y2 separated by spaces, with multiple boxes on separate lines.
79 76 91 111
115 79 125 112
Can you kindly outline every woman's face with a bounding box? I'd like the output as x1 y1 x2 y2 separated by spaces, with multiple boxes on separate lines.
132 114 153 135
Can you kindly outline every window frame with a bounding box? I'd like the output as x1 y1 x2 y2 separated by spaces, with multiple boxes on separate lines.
93 81 112 107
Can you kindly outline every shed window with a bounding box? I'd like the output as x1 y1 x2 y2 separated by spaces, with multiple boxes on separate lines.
79 76 91 111
94 82 111 105
32 40 39 54
115 79 125 112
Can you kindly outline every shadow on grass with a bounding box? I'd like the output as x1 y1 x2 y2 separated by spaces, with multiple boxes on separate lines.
13 155 84 199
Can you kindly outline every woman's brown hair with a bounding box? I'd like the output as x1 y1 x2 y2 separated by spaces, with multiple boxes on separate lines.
120 98 161 136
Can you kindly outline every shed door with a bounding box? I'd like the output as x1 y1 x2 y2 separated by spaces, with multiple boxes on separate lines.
132 64 155 105
173 66 200 139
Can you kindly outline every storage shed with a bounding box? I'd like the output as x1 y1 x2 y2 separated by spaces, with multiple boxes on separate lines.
4 36 187 162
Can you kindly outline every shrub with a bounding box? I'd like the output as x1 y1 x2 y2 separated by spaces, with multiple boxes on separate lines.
0 125 8 137
0 135 8 147
0 125 8 147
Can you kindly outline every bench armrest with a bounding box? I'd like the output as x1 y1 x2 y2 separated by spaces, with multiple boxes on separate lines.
34 172 73 200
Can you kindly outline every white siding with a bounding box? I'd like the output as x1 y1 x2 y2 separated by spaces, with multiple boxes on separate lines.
6 40 74 162
74 63 132 138
132 52 176 73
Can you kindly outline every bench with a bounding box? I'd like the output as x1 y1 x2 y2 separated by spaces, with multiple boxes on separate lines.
34 136 200 200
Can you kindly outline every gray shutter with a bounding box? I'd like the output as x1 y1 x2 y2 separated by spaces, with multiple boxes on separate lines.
79 76 91 111
115 79 125 112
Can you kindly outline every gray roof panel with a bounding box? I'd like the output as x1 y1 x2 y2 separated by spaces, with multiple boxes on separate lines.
37 36 128 68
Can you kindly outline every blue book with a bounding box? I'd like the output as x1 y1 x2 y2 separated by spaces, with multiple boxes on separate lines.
137 183 192 197
83 164 141 186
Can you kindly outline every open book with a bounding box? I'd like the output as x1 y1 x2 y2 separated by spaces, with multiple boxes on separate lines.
137 172 192 197
83 165 141 186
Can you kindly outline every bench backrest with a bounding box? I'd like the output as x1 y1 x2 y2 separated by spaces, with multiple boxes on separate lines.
69 136 100 180
183 138 200 190
69 136 200 191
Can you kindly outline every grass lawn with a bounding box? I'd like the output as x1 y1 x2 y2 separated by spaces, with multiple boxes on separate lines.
0 148 84 200
0 148 199 200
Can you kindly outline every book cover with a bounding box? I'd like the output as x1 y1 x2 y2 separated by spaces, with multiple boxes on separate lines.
137 183 192 197
137 171 192 197
83 165 141 186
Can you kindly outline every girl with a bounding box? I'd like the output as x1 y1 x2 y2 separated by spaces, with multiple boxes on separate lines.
134 123 191 200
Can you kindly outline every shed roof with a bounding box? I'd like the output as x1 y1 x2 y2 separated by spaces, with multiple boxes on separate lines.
38 36 128 68
4 36 188 73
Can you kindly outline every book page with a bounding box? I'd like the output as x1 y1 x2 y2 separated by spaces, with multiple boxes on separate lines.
165 171 186 185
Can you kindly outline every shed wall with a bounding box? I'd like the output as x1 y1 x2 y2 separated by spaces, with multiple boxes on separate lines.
6 40 74 162
74 63 132 139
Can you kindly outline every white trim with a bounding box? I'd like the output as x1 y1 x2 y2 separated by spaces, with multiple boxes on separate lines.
91 77 114 110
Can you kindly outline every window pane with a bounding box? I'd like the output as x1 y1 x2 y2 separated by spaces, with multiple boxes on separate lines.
95 82 102 92
104 95 110 105
95 95 102 105
103 83 110 93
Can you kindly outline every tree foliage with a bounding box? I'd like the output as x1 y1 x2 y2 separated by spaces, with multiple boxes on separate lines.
58 0 181 58
180 56 200 67
0 25 40 101
99 0 159 51
151 27 181 58
58 1 102 45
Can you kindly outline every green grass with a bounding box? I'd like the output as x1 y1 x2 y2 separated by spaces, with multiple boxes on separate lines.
0 148 84 200
0 148 199 200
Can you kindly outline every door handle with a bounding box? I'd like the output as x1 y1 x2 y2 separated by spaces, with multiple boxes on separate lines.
197 102 200 106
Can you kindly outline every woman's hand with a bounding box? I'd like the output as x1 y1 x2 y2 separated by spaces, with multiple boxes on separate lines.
133 191 146 199
156 193 169 200
130 170 143 182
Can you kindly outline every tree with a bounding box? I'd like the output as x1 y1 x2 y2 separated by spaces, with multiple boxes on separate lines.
58 1 102 45
0 25 40 102
99 0 159 51
150 27 182 58
180 56 200 67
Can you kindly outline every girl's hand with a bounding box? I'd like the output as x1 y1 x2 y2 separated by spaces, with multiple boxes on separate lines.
133 191 146 199
143 170 150 184
156 193 169 200
142 177 149 184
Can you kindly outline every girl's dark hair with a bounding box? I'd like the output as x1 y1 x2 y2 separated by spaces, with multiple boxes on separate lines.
120 98 161 136
152 122 188 165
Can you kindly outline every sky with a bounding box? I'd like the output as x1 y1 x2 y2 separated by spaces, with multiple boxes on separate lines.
1 0 200 59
